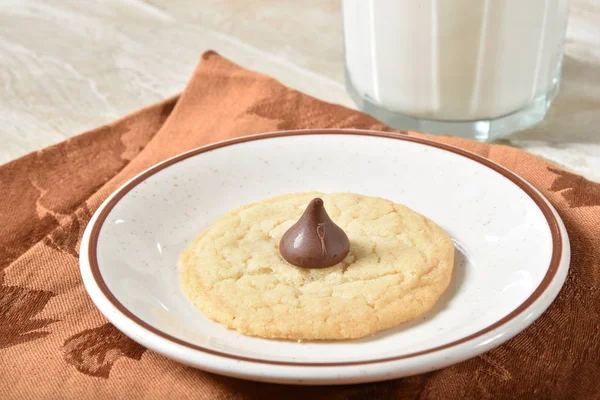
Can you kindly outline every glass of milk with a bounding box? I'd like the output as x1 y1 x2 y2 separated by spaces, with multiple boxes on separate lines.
342 0 571 140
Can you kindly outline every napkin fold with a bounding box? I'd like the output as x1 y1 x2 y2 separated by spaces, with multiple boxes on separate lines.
1 51 599 399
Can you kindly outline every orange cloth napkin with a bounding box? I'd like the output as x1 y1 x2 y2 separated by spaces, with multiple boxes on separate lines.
1 51 599 399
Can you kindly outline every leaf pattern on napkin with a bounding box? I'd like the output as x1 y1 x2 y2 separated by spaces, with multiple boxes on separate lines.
247 85 395 132
549 167 600 208
63 323 146 379
44 205 92 259
0 274 56 349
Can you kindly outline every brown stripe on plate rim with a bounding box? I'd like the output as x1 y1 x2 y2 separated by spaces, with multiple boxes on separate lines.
88 129 563 367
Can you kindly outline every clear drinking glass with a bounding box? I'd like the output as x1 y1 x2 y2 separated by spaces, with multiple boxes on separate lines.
342 0 571 140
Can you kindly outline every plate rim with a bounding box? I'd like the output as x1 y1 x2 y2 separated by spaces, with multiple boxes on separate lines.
82 129 566 368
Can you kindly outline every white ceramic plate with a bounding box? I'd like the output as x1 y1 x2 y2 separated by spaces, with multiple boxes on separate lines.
80 130 569 385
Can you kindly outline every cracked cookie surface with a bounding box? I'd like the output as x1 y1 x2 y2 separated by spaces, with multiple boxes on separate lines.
180 192 454 340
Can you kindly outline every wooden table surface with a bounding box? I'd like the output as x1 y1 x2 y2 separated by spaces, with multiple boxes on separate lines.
1 0 599 181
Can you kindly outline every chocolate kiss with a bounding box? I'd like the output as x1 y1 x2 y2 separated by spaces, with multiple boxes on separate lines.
279 198 350 269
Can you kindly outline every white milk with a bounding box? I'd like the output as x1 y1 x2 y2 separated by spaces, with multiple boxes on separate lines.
342 0 570 121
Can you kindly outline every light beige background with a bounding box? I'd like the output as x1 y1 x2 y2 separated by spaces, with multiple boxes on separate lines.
1 0 599 181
